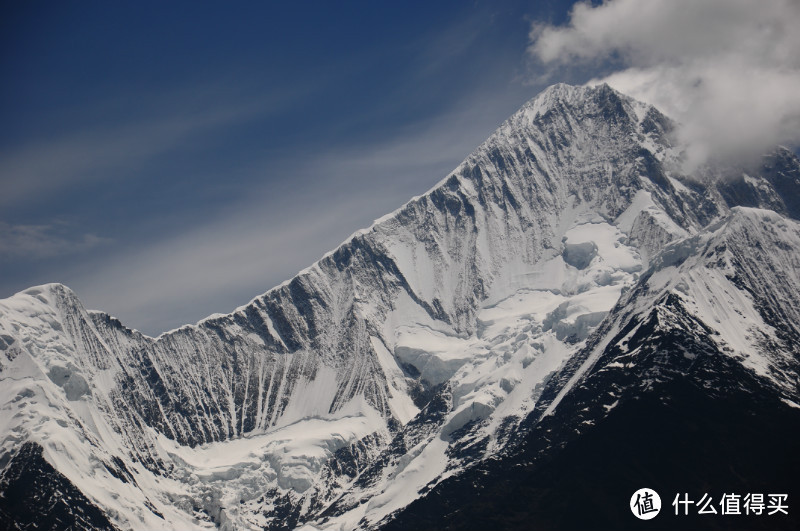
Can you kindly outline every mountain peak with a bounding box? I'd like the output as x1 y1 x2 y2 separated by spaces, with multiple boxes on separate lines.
1 283 82 319
523 82 596 111
515 82 646 124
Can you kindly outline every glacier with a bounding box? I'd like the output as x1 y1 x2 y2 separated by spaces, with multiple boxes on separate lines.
1 83 799 530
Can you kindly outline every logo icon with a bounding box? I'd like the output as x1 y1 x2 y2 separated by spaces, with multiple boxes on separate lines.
631 488 661 520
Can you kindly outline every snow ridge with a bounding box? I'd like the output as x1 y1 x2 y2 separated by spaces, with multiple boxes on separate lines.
2 83 800 530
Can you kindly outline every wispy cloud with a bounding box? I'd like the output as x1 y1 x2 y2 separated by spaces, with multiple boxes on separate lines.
0 87 291 209
2 3 536 336
64 90 518 336
528 0 800 168
0 221 111 260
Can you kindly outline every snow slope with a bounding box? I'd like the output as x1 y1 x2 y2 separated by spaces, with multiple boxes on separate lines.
382 208 800 531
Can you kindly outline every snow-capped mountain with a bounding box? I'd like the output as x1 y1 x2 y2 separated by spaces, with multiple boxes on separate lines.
2 84 799 530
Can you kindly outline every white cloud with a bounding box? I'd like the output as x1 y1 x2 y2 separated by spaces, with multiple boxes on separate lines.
528 0 800 167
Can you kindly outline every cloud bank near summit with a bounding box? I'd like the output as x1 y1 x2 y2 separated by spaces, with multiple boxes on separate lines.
528 0 800 168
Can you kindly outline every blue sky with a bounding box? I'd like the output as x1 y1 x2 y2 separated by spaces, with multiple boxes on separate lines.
3 0 798 335
1 1 575 334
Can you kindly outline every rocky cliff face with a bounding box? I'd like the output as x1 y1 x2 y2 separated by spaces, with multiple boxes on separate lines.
2 83 799 530
385 207 800 531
